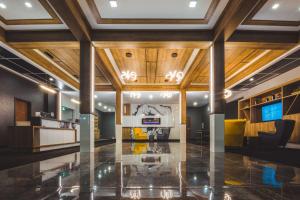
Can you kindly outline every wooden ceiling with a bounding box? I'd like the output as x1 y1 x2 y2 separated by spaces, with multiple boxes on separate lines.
0 0 299 92
102 48 194 84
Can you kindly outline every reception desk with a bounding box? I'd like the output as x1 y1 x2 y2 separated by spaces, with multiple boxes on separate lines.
9 117 80 152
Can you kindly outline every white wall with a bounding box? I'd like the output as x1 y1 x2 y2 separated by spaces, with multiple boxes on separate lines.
61 94 80 120
228 66 300 102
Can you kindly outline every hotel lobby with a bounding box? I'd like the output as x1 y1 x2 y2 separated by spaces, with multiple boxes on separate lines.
0 0 300 199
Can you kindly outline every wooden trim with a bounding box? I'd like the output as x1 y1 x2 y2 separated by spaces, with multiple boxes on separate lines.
116 90 122 125
122 84 180 91
95 85 115 91
0 0 62 25
187 85 209 91
86 0 220 24
243 0 300 27
181 90 187 124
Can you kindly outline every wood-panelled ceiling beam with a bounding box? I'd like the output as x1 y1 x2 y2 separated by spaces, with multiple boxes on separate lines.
92 30 213 42
48 0 91 41
6 30 76 42
213 0 261 41
123 85 180 91
180 50 208 89
95 50 122 91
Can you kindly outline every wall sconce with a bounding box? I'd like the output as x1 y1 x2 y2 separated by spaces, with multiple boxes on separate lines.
165 70 183 83
121 70 137 81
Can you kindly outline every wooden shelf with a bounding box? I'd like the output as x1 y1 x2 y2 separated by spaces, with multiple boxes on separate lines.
251 98 281 107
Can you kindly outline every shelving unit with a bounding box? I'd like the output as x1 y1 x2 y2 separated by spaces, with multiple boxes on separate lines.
238 78 300 143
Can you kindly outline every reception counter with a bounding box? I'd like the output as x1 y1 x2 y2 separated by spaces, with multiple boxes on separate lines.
9 117 80 152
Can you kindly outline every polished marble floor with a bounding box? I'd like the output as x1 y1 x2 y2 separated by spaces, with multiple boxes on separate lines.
0 143 300 200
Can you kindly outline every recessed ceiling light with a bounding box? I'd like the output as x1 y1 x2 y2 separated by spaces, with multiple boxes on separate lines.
298 7 300 12
272 3 279 10
189 1 197 8
94 95 98 98
108 108 111 112
149 94 153 99
25 2 32 8
126 52 132 57
49 77 54 81
204 94 208 99
104 106 107 109
0 3 6 9
171 52 178 58
193 102 198 106
249 77 254 81
109 0 118 8
98 102 102 106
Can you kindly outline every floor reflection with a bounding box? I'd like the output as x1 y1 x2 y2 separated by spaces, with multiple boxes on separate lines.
0 143 300 199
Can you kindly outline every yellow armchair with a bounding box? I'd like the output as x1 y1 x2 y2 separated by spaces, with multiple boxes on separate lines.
133 128 148 140
225 119 246 147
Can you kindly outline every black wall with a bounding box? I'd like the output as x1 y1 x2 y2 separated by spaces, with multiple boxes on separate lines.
187 104 210 140
0 68 56 146
96 110 115 139
225 100 239 119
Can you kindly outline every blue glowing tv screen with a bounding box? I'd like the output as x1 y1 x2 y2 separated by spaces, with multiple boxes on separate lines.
262 102 282 122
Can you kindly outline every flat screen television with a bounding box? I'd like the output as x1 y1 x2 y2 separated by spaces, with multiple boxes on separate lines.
262 102 282 122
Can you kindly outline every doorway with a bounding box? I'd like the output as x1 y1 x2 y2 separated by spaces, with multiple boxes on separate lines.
14 98 31 124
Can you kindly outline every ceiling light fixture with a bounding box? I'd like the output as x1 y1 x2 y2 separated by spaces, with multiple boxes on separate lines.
149 94 153 99
104 106 107 109
165 70 184 83
98 102 102 106
121 70 137 81
25 2 32 8
94 95 98 98
71 98 80 105
204 94 209 99
108 108 111 112
109 0 118 8
193 102 198 106
40 85 57 94
0 3 6 9
224 89 233 99
49 77 54 81
189 0 197 8
272 3 279 10
249 77 254 81
130 92 141 99
160 92 173 99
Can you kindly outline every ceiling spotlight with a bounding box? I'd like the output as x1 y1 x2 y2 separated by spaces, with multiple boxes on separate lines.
165 70 184 83
149 94 153 99
25 2 32 8
171 52 178 58
249 77 254 82
71 98 80 105
108 108 111 112
104 106 107 109
130 92 141 99
272 3 279 10
189 0 197 8
109 0 118 8
98 102 102 106
224 89 233 99
0 3 6 9
40 85 57 94
126 52 132 57
121 70 137 81
49 77 54 81
94 95 98 98
204 94 208 99
193 102 198 106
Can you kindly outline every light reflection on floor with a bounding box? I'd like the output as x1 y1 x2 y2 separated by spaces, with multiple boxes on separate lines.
0 143 300 199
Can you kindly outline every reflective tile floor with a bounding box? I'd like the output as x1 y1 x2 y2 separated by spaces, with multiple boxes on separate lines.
0 143 300 200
